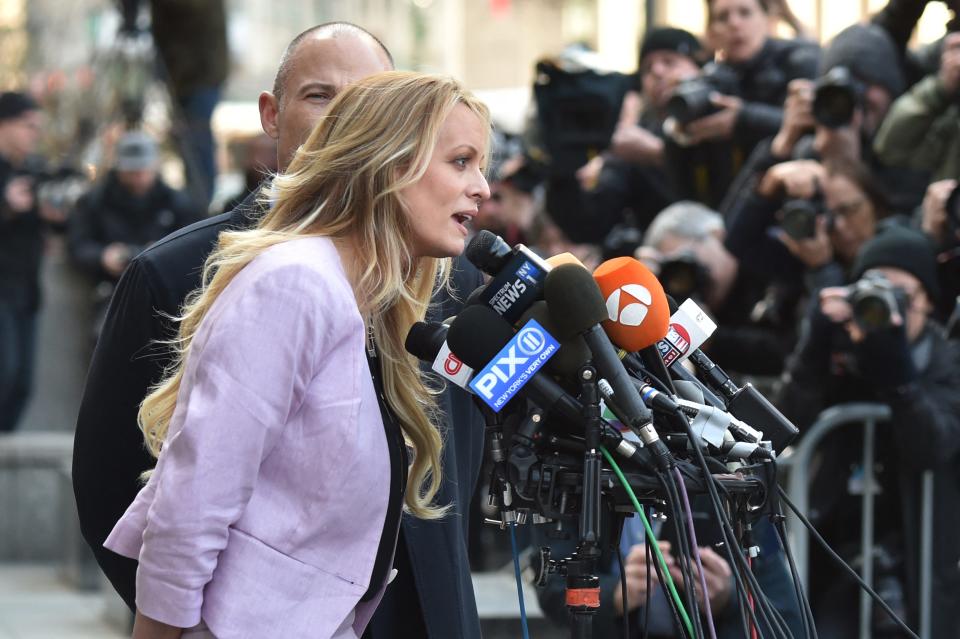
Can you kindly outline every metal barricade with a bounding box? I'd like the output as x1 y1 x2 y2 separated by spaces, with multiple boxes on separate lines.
780 402 933 639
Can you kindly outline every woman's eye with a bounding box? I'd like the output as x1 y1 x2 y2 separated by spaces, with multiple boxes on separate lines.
454 157 468 168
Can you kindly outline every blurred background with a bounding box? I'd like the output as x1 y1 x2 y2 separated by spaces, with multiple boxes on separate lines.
0 0 957 637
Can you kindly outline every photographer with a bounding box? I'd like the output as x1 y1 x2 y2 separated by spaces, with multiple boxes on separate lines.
777 226 960 637
638 201 798 376
676 0 818 155
0 92 45 432
727 159 891 316
918 178 960 321
874 32 960 181
541 28 698 244
68 131 198 337
722 23 928 219
533 503 804 638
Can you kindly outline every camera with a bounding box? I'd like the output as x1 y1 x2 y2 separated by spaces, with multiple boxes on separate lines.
658 251 710 301
665 62 740 125
778 189 826 240
532 59 632 174
843 271 908 333
778 197 822 240
813 66 863 129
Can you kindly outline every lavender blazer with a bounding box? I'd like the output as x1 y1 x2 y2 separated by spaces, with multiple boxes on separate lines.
105 237 394 638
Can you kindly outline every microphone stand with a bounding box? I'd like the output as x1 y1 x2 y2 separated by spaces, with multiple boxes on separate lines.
562 365 603 639
482 407 520 529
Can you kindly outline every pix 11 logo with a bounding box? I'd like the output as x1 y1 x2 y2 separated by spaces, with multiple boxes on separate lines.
469 319 559 411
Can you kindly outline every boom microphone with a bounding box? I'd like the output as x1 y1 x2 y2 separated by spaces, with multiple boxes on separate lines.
665 296 799 453
544 264 673 469
405 321 474 390
447 305 579 423
592 256 670 352
446 305 650 466
592 256 675 391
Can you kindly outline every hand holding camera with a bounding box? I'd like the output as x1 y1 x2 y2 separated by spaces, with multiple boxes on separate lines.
921 178 957 245
771 79 815 157
819 273 917 388
777 213 833 269
681 93 743 145
758 159 825 200
3 176 35 216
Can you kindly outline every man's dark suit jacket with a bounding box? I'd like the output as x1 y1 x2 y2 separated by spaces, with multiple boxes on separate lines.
72 194 486 638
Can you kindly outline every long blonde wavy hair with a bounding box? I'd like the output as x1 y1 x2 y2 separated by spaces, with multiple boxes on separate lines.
138 71 491 519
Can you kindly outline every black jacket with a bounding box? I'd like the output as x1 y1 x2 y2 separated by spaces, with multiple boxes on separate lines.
72 193 486 638
0 155 45 310
544 154 675 245
67 171 198 282
777 317 960 637
726 38 821 153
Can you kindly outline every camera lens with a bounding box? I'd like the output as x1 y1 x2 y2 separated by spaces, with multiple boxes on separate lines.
666 80 713 124
779 199 819 240
812 66 860 129
813 85 856 128
852 294 892 331
659 258 701 300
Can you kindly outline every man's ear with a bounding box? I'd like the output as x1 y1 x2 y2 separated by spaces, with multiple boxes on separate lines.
259 92 280 140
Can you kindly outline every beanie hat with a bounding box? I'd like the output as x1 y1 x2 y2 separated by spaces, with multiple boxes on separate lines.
819 24 905 98
115 131 159 171
852 226 940 300
0 92 39 122
639 28 704 67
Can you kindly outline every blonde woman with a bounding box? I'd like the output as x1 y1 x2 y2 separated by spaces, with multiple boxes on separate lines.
104 71 491 639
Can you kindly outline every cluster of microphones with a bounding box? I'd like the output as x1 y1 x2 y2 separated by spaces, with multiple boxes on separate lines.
406 229 797 471
404 231 810 636
403 233 911 639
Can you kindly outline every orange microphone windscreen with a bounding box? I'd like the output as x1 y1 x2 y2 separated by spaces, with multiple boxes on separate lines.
592 256 670 352
545 252 585 269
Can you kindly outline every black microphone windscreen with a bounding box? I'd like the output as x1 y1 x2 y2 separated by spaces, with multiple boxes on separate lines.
404 322 448 362
464 230 511 275
447 305 515 369
666 294 679 314
464 284 487 307
544 264 608 338
519 301 591 377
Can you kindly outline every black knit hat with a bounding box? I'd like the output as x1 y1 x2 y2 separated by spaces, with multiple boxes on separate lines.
852 226 940 300
820 24 905 98
0 92 39 122
639 28 703 67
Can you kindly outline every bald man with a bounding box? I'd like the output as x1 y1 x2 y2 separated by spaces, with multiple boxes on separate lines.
73 23 485 638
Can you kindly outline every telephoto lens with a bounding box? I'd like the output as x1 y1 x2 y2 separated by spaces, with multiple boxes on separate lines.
812 66 862 129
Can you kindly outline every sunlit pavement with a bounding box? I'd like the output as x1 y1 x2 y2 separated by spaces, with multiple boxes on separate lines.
0 564 126 639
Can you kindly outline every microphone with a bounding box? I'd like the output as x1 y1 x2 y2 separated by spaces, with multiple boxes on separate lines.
592 256 670 352
517 301 591 379
544 263 673 469
447 305 651 467
665 296 799 453
405 321 474 390
464 231 551 323
592 256 676 392
447 305 578 422
589 259 724 408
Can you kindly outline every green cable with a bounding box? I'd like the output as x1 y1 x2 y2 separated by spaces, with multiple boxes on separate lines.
600 446 695 638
